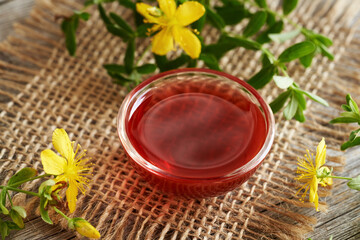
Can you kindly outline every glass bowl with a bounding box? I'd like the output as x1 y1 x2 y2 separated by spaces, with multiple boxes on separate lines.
117 68 275 198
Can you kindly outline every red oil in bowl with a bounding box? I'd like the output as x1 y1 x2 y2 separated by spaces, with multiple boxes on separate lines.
118 69 274 198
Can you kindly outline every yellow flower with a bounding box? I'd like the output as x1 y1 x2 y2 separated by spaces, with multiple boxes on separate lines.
69 218 101 239
136 0 205 58
295 138 333 211
41 128 92 213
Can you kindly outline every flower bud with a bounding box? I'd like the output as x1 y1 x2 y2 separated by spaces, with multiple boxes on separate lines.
317 166 333 186
68 218 100 239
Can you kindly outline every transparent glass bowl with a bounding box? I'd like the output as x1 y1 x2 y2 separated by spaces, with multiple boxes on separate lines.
117 69 275 198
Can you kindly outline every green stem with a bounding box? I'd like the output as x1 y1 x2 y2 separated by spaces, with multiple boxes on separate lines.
327 175 353 181
279 66 289 77
53 207 71 221
245 0 304 32
8 174 51 188
0 186 40 197
135 44 152 66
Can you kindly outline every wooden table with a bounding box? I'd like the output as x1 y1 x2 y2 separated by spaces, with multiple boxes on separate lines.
1 0 359 239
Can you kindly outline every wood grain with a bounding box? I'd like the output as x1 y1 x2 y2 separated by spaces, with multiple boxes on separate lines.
0 0 34 41
1 0 359 239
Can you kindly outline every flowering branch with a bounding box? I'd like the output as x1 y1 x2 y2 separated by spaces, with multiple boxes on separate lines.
60 0 333 122
0 129 100 239
295 138 360 212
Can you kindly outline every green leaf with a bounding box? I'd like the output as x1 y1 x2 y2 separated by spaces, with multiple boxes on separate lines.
106 24 131 41
199 53 221 71
294 90 307 110
254 0 267 8
98 4 111 25
74 11 91 21
278 41 316 63
243 10 267 37
136 64 157 74
283 93 298 120
221 35 262 50
270 90 291 113
125 39 135 74
84 0 95 7
261 53 272 67
341 104 352 112
163 54 190 71
12 206 26 219
205 6 225 29
94 0 116 3
313 34 333 47
330 117 360 124
5 221 21 230
109 12 134 33
299 49 316 68
0 222 8 240
348 176 360 190
282 0 298 15
10 210 24 228
0 190 8 215
110 73 133 86
266 11 276 26
248 65 276 89
8 168 37 187
349 128 360 142
154 54 168 72
215 2 249 25
103 64 126 73
340 111 360 120
273 75 293 89
38 180 55 224
294 105 306 122
187 58 197 68
348 94 360 114
294 88 329 106
40 196 52 225
256 20 284 44
118 0 136 10
192 12 206 32
203 35 261 59
319 43 334 60
341 139 360 151
269 28 301 43
61 18 77 56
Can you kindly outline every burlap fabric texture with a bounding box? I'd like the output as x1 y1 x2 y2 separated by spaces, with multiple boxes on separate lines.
1 0 359 239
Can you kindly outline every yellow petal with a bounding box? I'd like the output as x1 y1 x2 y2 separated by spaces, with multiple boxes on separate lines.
151 28 174 55
172 26 201 59
175 1 205 26
53 128 74 162
315 138 326 167
309 177 319 211
158 0 176 17
136 3 163 24
41 149 66 175
66 180 78 213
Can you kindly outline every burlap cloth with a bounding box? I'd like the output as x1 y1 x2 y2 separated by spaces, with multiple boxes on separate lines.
0 0 359 239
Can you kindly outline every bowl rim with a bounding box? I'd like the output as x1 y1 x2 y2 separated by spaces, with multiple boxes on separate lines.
117 68 275 181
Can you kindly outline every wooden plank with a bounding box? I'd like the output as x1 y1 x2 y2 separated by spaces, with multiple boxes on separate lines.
10 216 76 240
307 147 360 240
0 0 35 41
